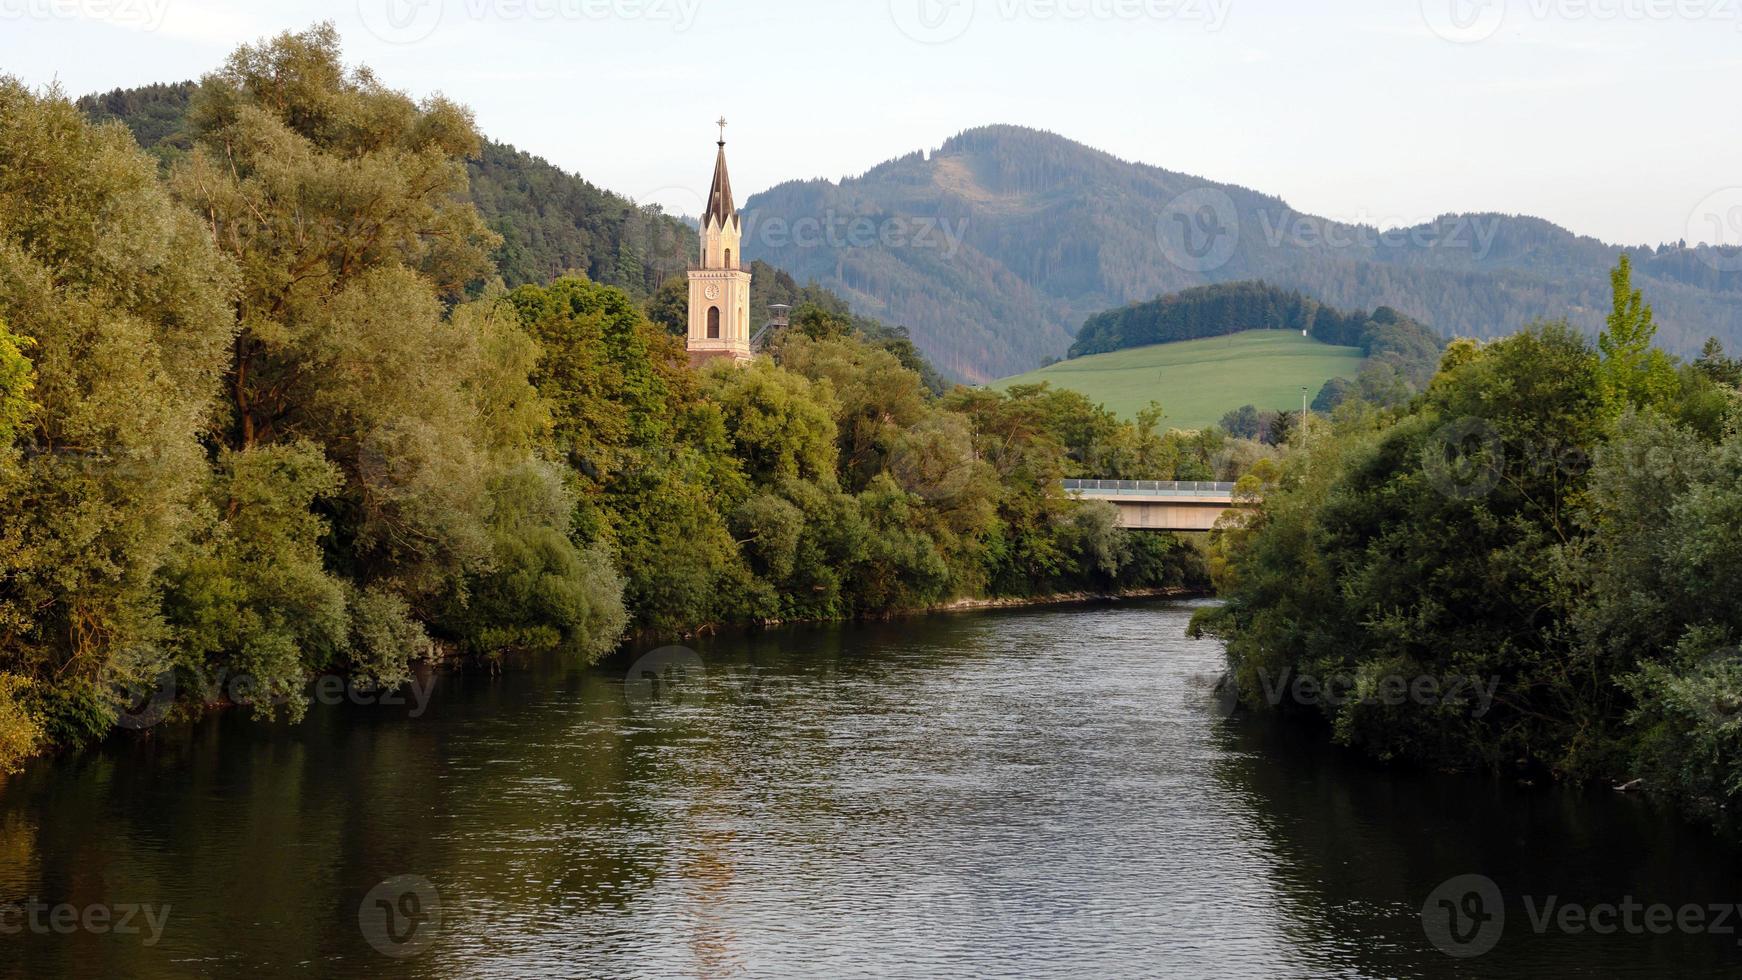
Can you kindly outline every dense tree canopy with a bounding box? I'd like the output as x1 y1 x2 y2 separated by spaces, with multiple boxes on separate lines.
0 28 1210 773
0 76 238 749
1195 259 1742 831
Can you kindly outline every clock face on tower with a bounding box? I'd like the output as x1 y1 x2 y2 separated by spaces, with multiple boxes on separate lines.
704 283 721 301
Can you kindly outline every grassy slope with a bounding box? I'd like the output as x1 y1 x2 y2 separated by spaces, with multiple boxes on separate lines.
993 330 1365 430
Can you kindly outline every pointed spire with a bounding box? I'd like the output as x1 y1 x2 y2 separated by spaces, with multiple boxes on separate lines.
706 118 734 228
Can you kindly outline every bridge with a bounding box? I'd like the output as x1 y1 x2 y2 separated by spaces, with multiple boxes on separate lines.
1064 479 1255 532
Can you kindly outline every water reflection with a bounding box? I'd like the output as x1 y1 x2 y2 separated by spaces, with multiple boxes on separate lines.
1 600 1739 978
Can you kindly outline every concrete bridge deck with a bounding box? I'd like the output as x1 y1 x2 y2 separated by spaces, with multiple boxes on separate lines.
1064 479 1254 532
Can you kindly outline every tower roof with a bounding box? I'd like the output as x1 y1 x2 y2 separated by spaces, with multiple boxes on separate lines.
706 139 735 227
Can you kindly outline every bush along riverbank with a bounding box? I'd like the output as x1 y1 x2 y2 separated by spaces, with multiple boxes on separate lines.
1193 256 1742 836
0 32 1221 774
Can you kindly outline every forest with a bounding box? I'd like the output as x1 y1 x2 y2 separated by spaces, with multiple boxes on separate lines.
0 26 1227 773
1194 256 1742 832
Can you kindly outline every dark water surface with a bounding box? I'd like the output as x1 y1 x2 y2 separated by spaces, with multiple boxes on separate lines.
3 599 1741 978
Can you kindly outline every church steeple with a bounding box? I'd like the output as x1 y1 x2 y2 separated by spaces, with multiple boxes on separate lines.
705 116 735 228
686 118 753 367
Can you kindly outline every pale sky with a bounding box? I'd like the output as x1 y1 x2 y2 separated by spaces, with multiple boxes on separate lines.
3 0 1739 247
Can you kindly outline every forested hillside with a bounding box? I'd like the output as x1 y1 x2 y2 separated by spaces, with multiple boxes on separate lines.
78 80 697 301
743 125 1742 381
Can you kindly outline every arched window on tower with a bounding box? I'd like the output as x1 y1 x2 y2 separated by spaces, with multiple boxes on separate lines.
707 306 721 339
725 248 732 269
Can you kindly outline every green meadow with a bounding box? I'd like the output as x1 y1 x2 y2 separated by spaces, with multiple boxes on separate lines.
995 330 1366 430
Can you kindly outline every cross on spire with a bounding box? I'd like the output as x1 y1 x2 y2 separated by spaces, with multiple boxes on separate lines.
716 116 728 146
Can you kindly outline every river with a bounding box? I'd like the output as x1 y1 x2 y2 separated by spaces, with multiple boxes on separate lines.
3 599 1740 978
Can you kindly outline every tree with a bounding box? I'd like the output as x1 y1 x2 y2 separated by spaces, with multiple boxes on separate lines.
0 78 237 744
1200 323 1609 774
160 28 626 681
1597 254 1678 412
1694 337 1742 388
0 319 32 450
644 275 689 336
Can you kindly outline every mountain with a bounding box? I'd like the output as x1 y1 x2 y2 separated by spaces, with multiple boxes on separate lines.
741 125 1742 382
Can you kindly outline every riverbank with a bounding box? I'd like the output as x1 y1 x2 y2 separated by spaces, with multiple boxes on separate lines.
922 585 1210 615
627 584 1215 640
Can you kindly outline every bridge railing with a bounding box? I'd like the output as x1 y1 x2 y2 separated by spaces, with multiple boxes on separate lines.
1064 479 1236 496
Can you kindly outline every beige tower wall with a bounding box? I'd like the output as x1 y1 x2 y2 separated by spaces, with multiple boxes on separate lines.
687 213 752 366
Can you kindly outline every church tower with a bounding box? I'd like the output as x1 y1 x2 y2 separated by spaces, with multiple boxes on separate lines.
687 118 753 366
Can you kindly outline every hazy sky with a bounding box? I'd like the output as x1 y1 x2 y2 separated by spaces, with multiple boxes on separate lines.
3 0 1739 247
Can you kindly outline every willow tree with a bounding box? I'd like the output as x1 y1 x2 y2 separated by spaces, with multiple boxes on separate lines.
0 79 238 744
163 26 624 695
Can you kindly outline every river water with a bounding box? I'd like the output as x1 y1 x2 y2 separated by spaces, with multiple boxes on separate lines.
3 599 1740 978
